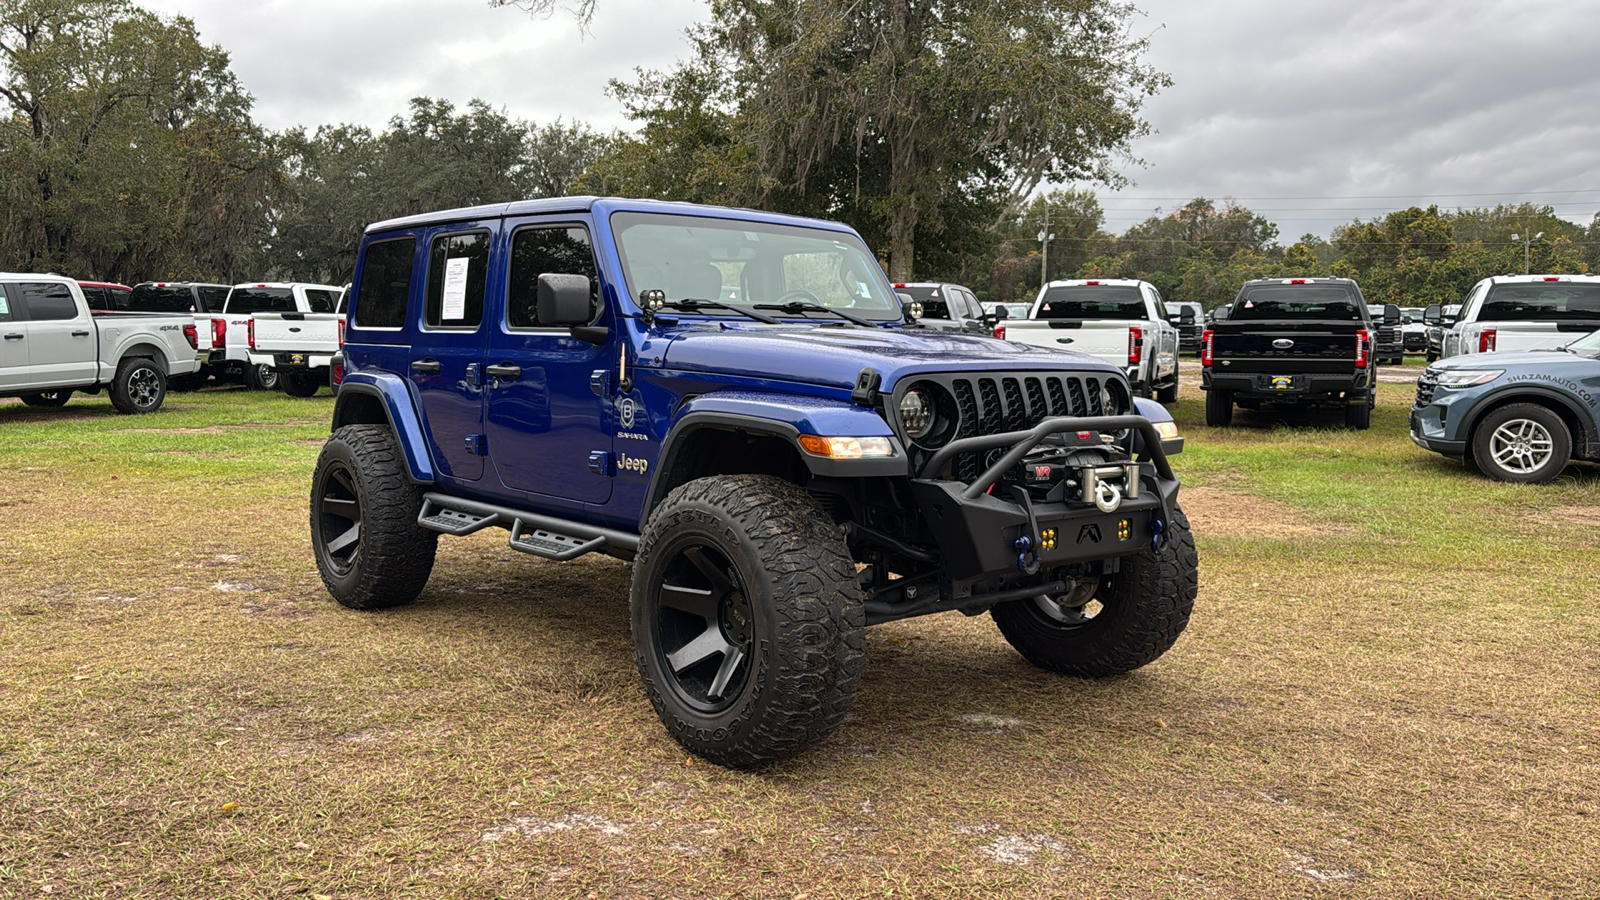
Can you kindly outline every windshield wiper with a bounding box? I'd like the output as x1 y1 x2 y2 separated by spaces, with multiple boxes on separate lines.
657 298 780 325
753 301 875 327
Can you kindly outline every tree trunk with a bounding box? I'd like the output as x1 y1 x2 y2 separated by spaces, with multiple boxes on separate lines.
888 224 915 283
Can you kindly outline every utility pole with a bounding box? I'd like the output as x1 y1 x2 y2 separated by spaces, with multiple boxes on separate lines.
1511 231 1543 275
1037 205 1055 287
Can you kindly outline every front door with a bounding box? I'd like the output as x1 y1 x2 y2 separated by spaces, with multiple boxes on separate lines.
14 281 96 388
484 218 614 505
409 226 494 483
0 287 27 389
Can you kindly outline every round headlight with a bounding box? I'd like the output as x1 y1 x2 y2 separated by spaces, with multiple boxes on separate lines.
900 389 935 437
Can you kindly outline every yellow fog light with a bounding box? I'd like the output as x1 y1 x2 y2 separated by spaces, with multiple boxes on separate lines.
797 435 895 460
1117 519 1131 541
1040 528 1058 551
1154 421 1180 441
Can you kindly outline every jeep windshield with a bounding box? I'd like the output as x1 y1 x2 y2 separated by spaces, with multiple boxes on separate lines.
1479 282 1600 323
1230 285 1363 321
1037 285 1145 320
610 212 903 322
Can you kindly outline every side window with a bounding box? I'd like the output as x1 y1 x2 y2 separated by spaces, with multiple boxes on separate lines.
507 225 600 329
353 238 415 329
425 231 489 328
304 289 337 313
0 290 12 321
80 287 106 310
1147 288 1168 320
198 286 228 312
960 289 981 319
18 282 79 320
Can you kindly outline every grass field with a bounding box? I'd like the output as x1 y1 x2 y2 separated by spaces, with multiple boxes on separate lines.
2 376 1598 899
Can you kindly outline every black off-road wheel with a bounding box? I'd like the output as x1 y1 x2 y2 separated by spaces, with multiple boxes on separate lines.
1471 403 1572 484
991 506 1197 677
311 424 437 609
631 474 866 768
281 369 323 397
245 363 280 391
20 390 72 408
1344 396 1372 430
1204 388 1233 426
109 357 166 414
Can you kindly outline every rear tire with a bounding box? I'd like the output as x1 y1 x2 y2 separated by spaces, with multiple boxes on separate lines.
245 363 280 391
1204 388 1233 426
19 390 72 408
109 357 166 414
1344 397 1372 430
311 425 438 609
281 369 322 397
631 474 865 768
1471 403 1571 484
992 507 1197 677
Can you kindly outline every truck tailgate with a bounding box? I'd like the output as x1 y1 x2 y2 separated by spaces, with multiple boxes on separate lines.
1004 321 1130 366
251 313 341 355
1211 322 1362 374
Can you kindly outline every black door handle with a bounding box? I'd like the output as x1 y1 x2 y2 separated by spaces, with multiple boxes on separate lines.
485 363 522 380
72 330 91 337
410 359 441 374
3 333 22 341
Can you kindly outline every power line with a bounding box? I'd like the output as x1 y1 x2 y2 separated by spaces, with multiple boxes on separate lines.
1079 188 1600 201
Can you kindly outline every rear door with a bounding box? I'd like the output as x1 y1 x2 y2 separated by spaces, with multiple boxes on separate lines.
483 216 613 505
14 281 96 387
0 286 27 388
410 225 495 483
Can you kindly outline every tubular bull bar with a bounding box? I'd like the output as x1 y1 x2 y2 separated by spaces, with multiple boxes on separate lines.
909 415 1180 582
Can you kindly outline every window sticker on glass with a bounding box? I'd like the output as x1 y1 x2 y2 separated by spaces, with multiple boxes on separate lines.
856 282 871 298
441 257 471 320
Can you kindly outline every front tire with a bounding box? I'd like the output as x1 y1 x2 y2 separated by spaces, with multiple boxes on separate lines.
631 475 865 768
1471 403 1571 484
311 425 438 609
281 369 323 397
109 358 166 414
245 363 280 391
20 390 72 408
1205 388 1233 426
992 507 1197 677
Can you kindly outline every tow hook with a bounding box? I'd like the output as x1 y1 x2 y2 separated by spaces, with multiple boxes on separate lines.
1010 486 1043 576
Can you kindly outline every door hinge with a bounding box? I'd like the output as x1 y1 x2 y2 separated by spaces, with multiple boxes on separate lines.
465 363 482 387
589 369 610 395
464 434 487 456
588 450 612 476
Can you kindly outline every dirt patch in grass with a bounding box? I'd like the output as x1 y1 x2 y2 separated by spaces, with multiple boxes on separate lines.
1181 485 1353 538
1537 505 1600 527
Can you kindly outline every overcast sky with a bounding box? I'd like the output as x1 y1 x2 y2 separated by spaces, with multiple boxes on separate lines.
142 0 1600 242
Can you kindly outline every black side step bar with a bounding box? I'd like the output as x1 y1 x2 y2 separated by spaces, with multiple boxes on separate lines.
416 493 640 562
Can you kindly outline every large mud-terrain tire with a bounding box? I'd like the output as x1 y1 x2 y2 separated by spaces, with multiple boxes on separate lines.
20 390 72 407
1471 402 1572 484
991 506 1197 677
631 474 866 768
1344 396 1372 430
109 357 166 414
311 424 437 609
1204 388 1233 427
281 369 323 397
245 362 280 391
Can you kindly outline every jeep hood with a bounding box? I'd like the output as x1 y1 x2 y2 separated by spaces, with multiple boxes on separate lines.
655 324 1123 389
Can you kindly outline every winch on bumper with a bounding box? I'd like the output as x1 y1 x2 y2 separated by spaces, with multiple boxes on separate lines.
908 415 1179 583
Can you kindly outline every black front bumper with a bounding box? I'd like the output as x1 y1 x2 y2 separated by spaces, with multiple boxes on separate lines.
908 415 1179 581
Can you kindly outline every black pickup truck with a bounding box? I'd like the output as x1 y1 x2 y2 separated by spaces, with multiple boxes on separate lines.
1200 277 1389 429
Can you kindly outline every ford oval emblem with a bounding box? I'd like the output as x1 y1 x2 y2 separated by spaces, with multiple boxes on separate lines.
1272 338 1294 350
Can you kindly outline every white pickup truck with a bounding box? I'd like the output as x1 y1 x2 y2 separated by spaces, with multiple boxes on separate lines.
1 273 205 413
1433 274 1600 360
220 282 343 393
995 278 1186 402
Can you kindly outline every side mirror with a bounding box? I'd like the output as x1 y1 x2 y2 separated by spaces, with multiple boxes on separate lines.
992 306 1010 321
1423 304 1441 326
536 273 592 326
1384 303 1401 326
1179 307 1196 325
1212 306 1230 321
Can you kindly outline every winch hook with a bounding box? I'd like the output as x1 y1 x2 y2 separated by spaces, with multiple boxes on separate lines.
1094 479 1123 514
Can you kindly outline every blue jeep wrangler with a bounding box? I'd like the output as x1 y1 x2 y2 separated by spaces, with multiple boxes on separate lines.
311 197 1198 766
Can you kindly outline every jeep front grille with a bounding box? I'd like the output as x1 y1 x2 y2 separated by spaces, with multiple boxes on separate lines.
898 371 1130 481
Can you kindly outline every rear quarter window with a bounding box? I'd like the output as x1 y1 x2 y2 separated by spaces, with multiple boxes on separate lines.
354 238 416 329
1231 285 1362 321
1037 285 1145 320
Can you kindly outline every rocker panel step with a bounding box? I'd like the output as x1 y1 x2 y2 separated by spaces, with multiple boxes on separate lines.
417 501 500 536
508 520 609 561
